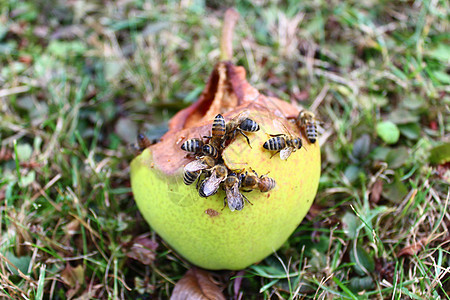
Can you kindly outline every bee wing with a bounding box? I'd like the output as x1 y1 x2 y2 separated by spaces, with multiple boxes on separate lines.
226 183 244 211
231 111 249 122
184 159 209 172
201 174 223 197
280 147 293 160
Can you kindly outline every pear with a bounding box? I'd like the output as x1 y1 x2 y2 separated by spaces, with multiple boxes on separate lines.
130 62 321 270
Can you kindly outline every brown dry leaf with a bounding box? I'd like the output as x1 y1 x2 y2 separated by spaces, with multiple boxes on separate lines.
397 238 427 257
369 179 383 204
64 219 81 236
61 263 85 299
171 268 226 300
126 234 158 265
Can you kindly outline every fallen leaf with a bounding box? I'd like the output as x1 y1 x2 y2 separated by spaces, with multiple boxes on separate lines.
61 263 85 299
397 238 427 257
171 268 225 300
369 179 383 204
64 219 80 236
126 234 158 265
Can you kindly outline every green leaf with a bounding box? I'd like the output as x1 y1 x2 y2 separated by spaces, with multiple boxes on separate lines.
352 134 371 161
432 71 450 85
399 123 421 140
401 96 425 110
342 212 360 239
376 121 400 144
349 245 375 276
16 143 33 162
349 276 374 292
370 146 391 161
386 147 409 168
20 170 36 187
389 109 420 124
382 175 408 203
309 249 327 272
344 165 361 183
426 44 450 62
4 251 31 275
429 143 450 164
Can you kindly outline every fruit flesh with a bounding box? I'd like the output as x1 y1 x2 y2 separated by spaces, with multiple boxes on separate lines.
130 109 321 270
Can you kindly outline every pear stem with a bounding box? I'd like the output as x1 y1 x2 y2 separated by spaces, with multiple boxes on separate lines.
220 8 240 61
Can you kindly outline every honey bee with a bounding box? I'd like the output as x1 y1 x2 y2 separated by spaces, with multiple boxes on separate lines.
181 138 204 154
203 114 226 149
198 164 228 198
296 110 319 143
131 133 158 154
240 170 259 192
263 134 302 160
224 112 260 147
183 170 201 185
257 175 276 192
223 173 251 211
201 144 219 159
137 133 152 150
241 170 276 192
184 156 216 173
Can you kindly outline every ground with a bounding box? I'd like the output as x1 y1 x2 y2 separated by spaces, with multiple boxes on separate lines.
0 0 449 299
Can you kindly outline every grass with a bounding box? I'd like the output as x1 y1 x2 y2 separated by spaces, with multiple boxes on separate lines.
1 0 449 299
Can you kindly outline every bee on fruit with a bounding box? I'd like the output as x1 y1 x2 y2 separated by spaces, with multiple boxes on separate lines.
223 173 251 211
240 170 259 192
181 138 204 154
183 170 201 185
137 133 153 150
224 112 260 148
263 133 302 160
198 164 228 198
202 144 219 159
184 156 216 173
131 133 159 154
241 170 276 192
203 114 226 149
296 110 319 144
257 175 276 192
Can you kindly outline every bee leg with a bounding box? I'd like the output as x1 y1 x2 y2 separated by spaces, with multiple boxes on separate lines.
221 197 227 211
238 129 252 148
270 150 280 159
243 194 253 205
203 135 212 139
268 133 285 137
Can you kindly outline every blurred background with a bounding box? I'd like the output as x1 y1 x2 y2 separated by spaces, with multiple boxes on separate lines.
0 0 448 299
